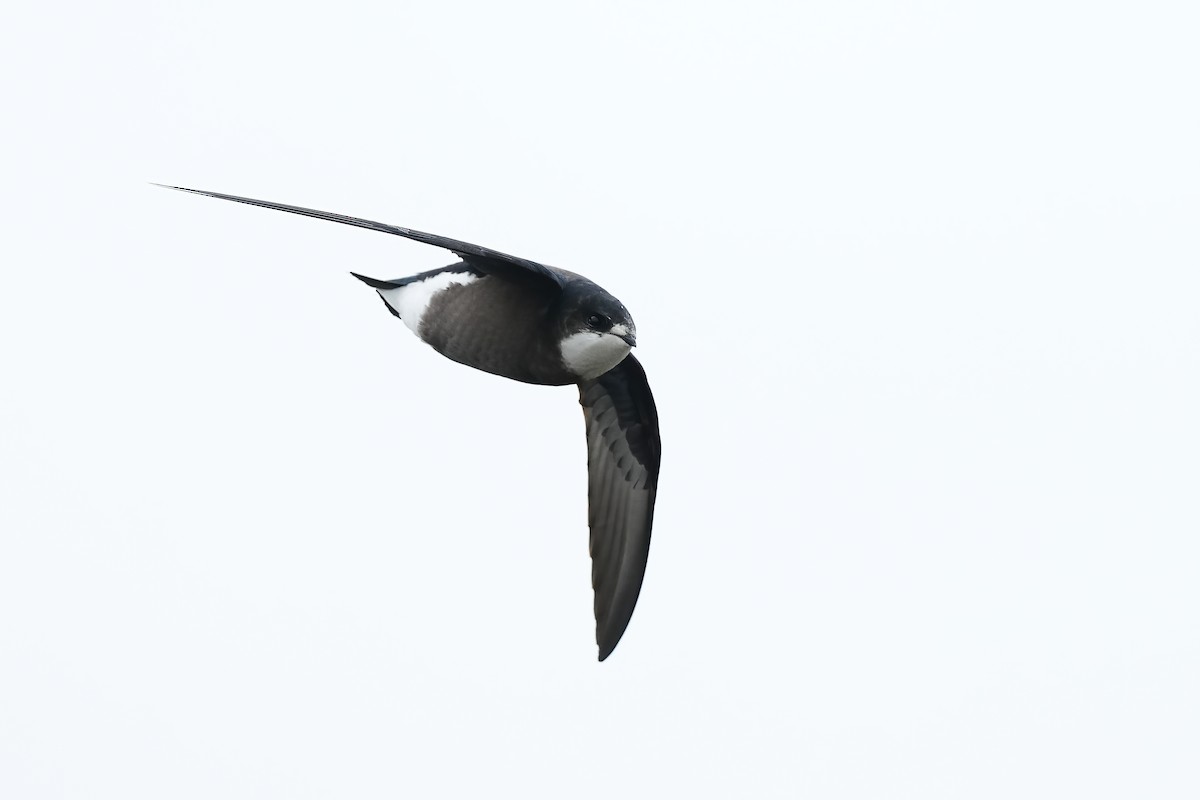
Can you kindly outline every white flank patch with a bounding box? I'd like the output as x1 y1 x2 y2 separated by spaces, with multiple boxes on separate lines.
559 331 632 380
377 271 480 337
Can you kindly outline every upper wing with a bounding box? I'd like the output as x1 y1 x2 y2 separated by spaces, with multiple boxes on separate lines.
155 184 566 289
578 354 661 661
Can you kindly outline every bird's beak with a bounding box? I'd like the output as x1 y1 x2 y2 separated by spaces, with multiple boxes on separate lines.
609 323 636 348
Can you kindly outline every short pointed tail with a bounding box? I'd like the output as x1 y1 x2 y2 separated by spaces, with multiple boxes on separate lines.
350 271 400 290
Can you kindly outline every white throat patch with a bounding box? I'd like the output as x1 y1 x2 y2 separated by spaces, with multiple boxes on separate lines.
559 332 632 380
377 271 480 336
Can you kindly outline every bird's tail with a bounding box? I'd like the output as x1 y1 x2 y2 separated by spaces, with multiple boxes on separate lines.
349 272 400 290
349 272 404 318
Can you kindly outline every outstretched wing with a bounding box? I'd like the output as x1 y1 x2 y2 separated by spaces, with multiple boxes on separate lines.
155 184 566 288
578 354 661 661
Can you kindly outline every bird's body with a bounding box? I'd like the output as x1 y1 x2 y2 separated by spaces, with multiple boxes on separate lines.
363 264 630 386
160 185 660 661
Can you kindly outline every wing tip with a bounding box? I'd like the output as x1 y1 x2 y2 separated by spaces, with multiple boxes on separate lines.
596 627 624 661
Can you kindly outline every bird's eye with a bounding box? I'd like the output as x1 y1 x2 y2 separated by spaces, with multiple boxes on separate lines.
587 313 609 330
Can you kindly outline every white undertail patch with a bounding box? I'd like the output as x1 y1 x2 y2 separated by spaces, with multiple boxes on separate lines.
377 271 480 337
559 332 633 381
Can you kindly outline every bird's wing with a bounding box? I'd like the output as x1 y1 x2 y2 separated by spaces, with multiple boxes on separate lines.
578 354 661 661
156 185 566 288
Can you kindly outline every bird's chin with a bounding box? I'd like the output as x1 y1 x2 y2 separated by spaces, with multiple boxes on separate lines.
559 332 633 381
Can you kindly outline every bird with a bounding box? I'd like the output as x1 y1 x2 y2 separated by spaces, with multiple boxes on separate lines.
158 185 660 661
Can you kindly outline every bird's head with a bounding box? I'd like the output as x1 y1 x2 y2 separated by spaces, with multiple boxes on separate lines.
555 280 637 381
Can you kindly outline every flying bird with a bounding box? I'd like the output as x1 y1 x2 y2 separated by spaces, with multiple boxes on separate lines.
159 185 660 661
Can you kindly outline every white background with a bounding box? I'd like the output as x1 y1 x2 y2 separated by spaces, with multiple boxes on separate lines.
2 1 1198 797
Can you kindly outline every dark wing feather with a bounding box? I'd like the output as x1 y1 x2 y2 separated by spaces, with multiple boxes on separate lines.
155 184 566 289
578 354 661 661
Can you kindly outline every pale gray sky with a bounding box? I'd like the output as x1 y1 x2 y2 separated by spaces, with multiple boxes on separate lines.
2 1 1198 798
